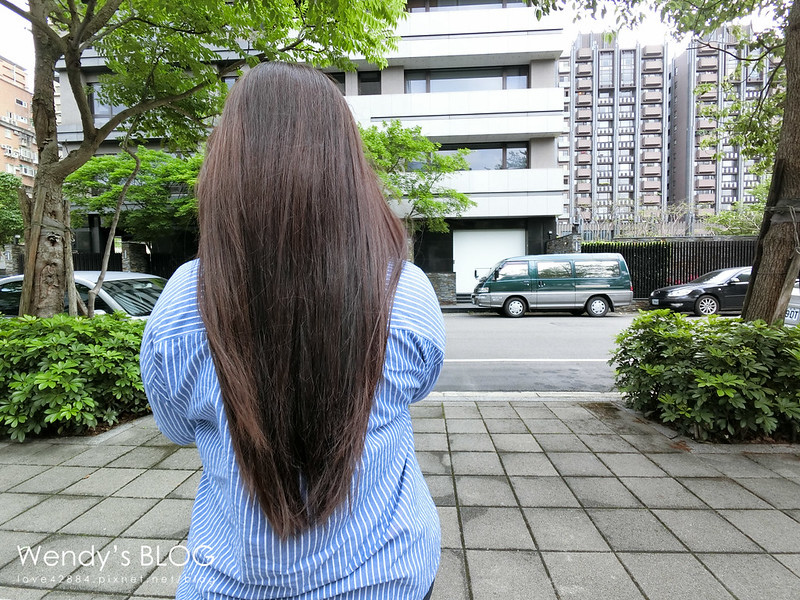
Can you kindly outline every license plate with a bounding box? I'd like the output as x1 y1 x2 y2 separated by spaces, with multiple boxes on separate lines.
651 299 660 306
786 307 799 320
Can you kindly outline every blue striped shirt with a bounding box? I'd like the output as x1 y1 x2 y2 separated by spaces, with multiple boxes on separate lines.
140 260 445 600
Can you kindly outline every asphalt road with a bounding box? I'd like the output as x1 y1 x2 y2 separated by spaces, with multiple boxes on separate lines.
433 310 637 392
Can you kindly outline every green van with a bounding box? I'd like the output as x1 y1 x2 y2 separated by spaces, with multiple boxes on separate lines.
471 253 633 318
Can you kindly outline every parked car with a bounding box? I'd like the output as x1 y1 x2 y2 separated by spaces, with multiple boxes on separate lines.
648 266 751 316
785 283 800 327
0 271 167 318
471 253 633 317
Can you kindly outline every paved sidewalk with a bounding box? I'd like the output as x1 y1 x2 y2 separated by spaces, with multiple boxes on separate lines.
1 392 799 599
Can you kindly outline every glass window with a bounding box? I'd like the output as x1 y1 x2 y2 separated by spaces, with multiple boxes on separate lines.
358 71 381 95
598 52 614 88
620 51 635 87
75 284 115 315
0 280 22 315
99 277 167 317
327 72 346 95
497 261 529 280
405 71 427 93
438 142 527 170
574 260 620 278
405 66 528 93
536 261 572 279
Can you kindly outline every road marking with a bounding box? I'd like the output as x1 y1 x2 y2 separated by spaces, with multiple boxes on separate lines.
444 358 607 363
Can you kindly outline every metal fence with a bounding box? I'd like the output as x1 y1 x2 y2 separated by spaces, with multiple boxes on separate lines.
582 238 758 298
73 253 123 272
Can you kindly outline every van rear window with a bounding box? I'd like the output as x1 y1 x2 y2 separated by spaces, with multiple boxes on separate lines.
574 260 621 278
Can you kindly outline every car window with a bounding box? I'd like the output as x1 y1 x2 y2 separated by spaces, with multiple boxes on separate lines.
496 261 529 280
574 260 620 278
0 280 23 316
536 261 572 279
75 284 115 314
100 277 166 317
733 271 751 283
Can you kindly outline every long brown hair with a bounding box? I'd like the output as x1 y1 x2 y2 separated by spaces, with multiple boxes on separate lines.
196 62 407 538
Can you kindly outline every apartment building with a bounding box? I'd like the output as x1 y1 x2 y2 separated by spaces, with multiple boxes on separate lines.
671 26 770 224
0 56 36 190
558 33 670 238
345 2 567 294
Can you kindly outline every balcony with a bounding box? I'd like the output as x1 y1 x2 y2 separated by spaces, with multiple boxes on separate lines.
576 47 593 61
696 163 717 175
576 109 592 121
696 178 716 189
698 72 718 84
642 45 663 58
576 138 591 150
641 165 661 177
697 57 719 70
576 79 592 90
576 152 591 164
576 124 592 136
641 106 662 118
643 75 663 88
576 94 593 106
576 182 591 193
641 180 661 191
576 168 591 178
642 59 664 72
641 91 662 103
641 194 662 205
642 136 662 147
696 192 716 203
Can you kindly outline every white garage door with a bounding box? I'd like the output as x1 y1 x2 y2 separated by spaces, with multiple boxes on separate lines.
453 229 526 294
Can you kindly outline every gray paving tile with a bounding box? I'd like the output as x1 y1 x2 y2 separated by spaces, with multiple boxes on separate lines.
122 499 194 539
522 418 571 434
534 434 589 452
0 443 87 466
467 550 556 600
0 586 48 599
56 537 179 595
719 509 800 552
438 506 461 549
500 453 558 477
167 471 201 500
443 404 480 419
0 465 49 492
735 477 800 509
410 404 444 419
747 454 800 478
61 468 145 497
105 447 176 469
679 478 773 509
618 553 735 600
542 552 645 600
587 509 685 552
597 453 666 477
0 493 47 524
447 433 494 452
510 476 580 508
60 446 133 468
141 432 178 447
511 405 556 420
548 453 613 477
430 549 468 600
646 453 723 477
777 554 800 578
490 433 541 453
620 477 707 508
414 434 449 452
548 405 595 421
10 466 97 494
699 454 782 478
100 427 161 447
0 534 112 589
565 477 642 508
60 497 158 536
455 476 516 506
129 553 182 598
43 591 129 599
450 452 503 475
0 531 49 569
412 418 447 434
567 418 614 434
620 434 680 453
477 404 518 419
416 451 452 475
425 475 456 506
152 448 201 470
484 418 528 434
653 509 762 553
113 470 195 499
523 508 609 551
699 554 800 600
1 496 100 532
578 434 636 453
460 507 534 550
445 419 487 434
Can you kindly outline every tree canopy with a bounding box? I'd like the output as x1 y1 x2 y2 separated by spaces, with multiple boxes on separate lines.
0 173 23 245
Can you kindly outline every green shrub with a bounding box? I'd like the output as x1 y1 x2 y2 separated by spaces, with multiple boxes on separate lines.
611 309 800 442
0 313 149 442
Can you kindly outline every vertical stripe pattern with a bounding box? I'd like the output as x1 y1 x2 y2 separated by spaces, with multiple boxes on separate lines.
140 260 445 600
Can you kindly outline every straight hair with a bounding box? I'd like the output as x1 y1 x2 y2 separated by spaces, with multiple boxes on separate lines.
196 62 407 538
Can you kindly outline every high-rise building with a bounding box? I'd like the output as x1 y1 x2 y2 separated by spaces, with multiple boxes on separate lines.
345 2 567 294
0 56 36 190
558 34 670 239
670 26 772 227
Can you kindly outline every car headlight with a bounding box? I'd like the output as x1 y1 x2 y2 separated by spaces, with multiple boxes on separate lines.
667 287 693 297
477 287 489 293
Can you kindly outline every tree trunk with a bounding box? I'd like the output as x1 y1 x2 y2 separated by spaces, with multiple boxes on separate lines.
742 1 800 324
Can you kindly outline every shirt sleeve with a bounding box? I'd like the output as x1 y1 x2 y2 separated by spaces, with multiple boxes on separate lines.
140 331 197 446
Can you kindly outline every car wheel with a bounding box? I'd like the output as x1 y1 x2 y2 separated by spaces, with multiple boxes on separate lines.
586 296 609 317
503 297 527 318
694 294 719 316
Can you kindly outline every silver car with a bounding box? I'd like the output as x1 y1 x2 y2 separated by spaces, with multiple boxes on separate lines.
785 283 800 327
0 271 167 318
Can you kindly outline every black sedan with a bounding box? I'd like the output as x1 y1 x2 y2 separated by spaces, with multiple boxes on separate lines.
649 267 751 316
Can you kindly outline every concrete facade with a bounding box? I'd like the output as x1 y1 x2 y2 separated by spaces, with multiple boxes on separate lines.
0 56 36 191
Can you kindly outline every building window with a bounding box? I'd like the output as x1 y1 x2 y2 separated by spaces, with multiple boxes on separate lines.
15 98 27 108
357 71 381 95
90 86 125 120
405 66 528 93
620 51 635 88
438 142 528 170
406 0 525 11
598 52 614 88
327 72 346 95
